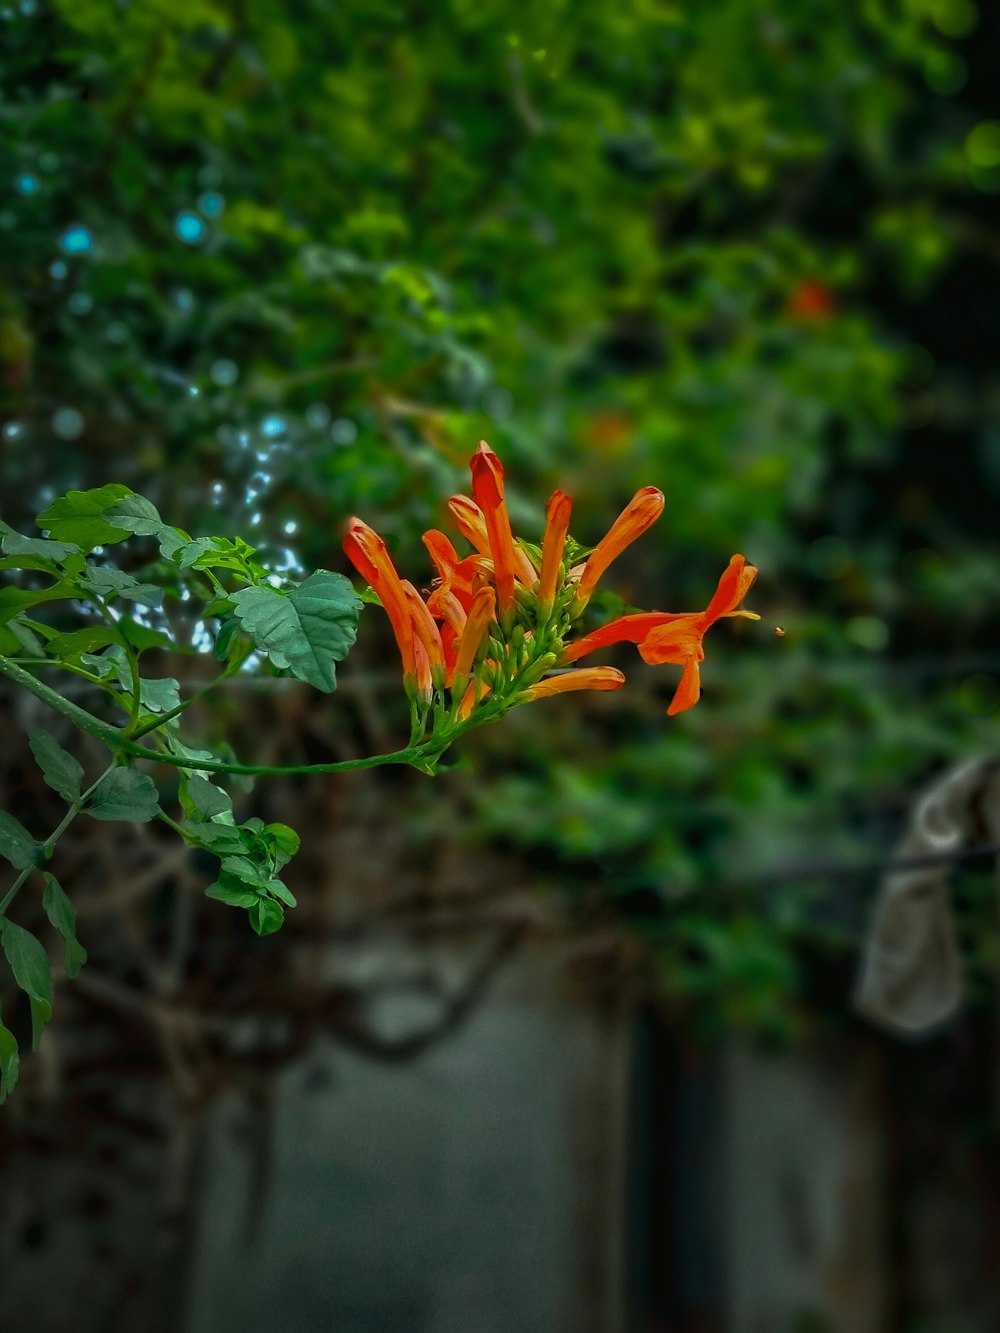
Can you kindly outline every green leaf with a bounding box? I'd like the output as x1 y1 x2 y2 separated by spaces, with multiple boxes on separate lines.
219 855 270 888
0 1018 18 1103
118 616 174 655
262 823 300 870
0 811 35 870
83 566 163 608
47 625 123 659
6 619 46 655
0 581 80 626
248 897 284 936
138 676 181 713
103 495 191 559
230 570 362 692
212 615 240 662
183 774 232 819
267 879 298 908
29 729 84 802
0 920 53 1050
35 485 136 551
85 768 160 822
2 530 82 564
204 879 259 908
174 536 268 581
184 822 250 854
42 874 87 979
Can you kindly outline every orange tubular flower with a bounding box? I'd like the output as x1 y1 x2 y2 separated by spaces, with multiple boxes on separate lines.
638 555 759 715
451 584 496 688
574 486 665 603
422 529 461 583
469 442 536 613
538 489 572 611
561 554 758 715
449 494 537 592
343 518 416 685
525 667 626 701
402 580 446 692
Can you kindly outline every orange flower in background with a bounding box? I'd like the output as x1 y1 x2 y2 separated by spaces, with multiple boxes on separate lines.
573 486 665 604
343 518 416 687
787 278 836 322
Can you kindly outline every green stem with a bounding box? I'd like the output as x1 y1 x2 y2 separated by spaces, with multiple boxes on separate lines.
0 759 117 919
0 654 125 749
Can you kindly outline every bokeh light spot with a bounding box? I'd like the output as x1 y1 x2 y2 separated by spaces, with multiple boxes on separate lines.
957 673 1000 714
845 615 889 651
305 403 331 430
331 417 357 446
15 174 37 195
52 407 84 440
67 292 93 315
210 358 239 387
59 225 92 254
198 191 224 218
174 211 205 244
261 415 286 439
930 0 978 37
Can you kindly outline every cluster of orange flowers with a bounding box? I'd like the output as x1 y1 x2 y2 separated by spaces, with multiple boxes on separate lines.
343 442 757 738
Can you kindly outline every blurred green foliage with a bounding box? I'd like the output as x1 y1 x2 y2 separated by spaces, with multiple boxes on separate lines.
2 0 999 1038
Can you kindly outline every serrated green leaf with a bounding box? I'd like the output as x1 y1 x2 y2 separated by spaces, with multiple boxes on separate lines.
1 920 53 1050
0 811 35 869
103 496 191 561
138 676 181 713
183 774 232 819
42 874 86 979
85 768 160 822
230 570 361 692
184 822 249 854
101 493 165 537
83 566 163 608
0 1019 19 1104
2 530 82 563
219 855 270 888
267 880 298 908
35 485 135 550
248 897 284 936
205 879 259 908
29 729 84 802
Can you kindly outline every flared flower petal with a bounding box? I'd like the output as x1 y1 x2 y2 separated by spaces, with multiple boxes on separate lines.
575 486 665 602
525 666 626 700
343 518 416 684
701 554 758 626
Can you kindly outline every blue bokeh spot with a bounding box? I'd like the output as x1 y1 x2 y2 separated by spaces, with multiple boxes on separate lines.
175 211 205 244
59 225 92 254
